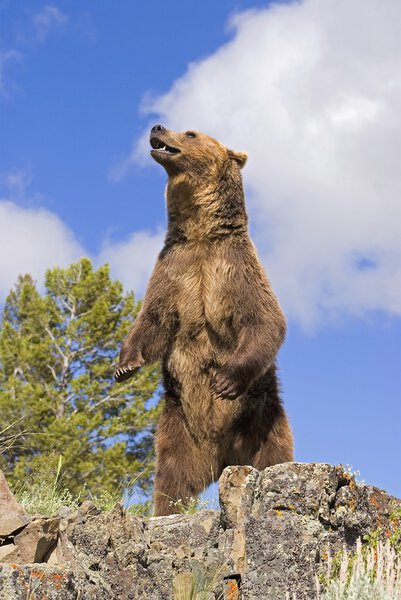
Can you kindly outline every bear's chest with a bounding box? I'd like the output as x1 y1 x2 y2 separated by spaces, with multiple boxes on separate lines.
168 246 235 340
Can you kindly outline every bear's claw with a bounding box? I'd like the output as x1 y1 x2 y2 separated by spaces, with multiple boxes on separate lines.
114 366 136 382
211 375 240 401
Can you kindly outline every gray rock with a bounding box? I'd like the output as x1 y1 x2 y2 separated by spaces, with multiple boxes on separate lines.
0 564 77 599
0 517 60 564
0 463 399 599
0 512 31 541
0 470 24 513
219 462 401 599
0 470 30 541
14 517 60 563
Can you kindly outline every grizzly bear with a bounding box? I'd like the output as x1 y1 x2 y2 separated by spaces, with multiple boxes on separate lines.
115 124 294 516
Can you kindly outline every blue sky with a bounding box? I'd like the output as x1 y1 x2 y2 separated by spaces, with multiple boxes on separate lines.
1 0 400 499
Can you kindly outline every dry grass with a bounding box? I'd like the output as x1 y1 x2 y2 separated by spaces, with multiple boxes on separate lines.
173 566 225 600
0 418 29 456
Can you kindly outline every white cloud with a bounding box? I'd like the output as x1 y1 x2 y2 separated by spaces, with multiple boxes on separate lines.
129 0 401 327
0 170 164 301
33 5 69 41
0 170 84 299
0 170 38 202
0 201 84 300
99 230 165 296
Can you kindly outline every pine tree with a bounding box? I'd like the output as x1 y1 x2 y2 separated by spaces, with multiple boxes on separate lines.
0 258 161 498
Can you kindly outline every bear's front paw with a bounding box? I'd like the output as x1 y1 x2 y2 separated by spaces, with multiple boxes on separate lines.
211 369 246 401
114 355 144 383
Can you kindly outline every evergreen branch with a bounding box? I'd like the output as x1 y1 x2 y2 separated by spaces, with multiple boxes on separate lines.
46 364 59 383
89 393 119 411
44 327 68 361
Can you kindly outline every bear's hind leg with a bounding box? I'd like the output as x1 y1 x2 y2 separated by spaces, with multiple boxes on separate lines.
154 405 218 516
251 412 294 470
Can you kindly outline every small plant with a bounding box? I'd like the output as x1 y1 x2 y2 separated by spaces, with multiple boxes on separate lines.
344 464 364 485
87 487 121 512
14 458 152 517
15 455 80 516
126 500 152 517
389 508 401 551
168 496 213 515
87 474 151 515
317 539 401 600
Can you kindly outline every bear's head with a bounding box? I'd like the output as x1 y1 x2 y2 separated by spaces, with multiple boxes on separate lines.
149 125 247 181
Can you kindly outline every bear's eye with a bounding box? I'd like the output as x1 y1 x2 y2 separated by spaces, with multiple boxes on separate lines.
186 132 196 138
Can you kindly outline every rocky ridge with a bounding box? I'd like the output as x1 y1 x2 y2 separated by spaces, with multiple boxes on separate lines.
0 463 400 599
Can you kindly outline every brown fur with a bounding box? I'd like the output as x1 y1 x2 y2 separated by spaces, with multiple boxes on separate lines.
115 126 294 516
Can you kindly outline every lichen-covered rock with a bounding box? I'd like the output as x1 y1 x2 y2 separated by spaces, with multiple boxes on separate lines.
219 462 401 599
53 505 225 599
146 510 223 598
0 464 399 599
0 564 77 599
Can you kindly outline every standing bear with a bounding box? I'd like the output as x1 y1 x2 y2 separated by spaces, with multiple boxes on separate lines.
115 125 294 516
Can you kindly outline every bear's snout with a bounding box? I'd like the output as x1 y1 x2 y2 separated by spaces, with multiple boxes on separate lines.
151 124 166 133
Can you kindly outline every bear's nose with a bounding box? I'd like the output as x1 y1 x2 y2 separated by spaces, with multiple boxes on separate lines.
151 124 165 133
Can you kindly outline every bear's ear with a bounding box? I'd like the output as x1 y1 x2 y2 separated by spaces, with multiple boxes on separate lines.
228 149 248 169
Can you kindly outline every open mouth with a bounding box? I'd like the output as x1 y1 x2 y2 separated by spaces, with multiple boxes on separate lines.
150 137 180 155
